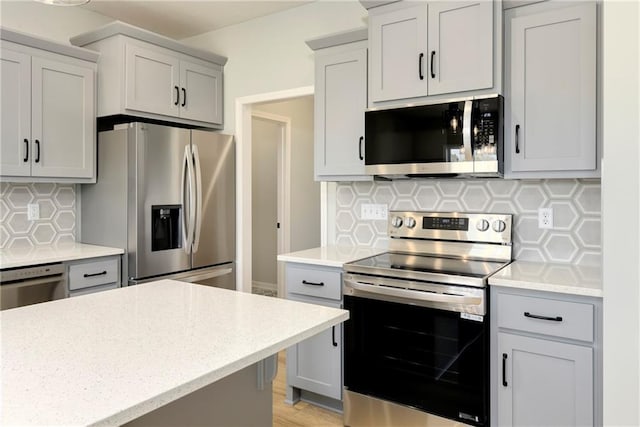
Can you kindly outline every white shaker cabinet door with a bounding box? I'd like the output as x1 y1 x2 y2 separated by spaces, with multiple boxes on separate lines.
0 49 31 177
509 3 597 173
315 47 367 178
369 3 428 102
427 1 493 96
125 43 180 117
498 332 593 427
179 60 222 125
31 57 95 179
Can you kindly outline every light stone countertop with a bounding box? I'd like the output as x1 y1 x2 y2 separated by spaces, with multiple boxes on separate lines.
1 280 348 426
489 260 602 297
0 242 124 270
277 245 387 268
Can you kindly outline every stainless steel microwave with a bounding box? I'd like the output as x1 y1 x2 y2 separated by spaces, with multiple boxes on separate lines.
364 95 504 178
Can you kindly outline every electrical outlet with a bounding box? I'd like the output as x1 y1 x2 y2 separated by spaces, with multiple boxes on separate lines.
361 203 388 220
538 207 553 229
27 203 40 221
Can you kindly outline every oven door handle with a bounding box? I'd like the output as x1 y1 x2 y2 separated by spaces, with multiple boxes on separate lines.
344 279 482 306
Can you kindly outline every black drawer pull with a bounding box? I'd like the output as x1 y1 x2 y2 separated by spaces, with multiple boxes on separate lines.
84 271 107 278
302 280 324 287
524 312 563 322
502 353 508 387
332 326 338 347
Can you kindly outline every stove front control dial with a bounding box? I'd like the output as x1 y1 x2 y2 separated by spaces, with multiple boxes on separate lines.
391 216 403 228
492 219 507 233
405 217 417 229
476 219 490 232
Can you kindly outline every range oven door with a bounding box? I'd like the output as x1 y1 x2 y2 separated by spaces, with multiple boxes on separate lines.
343 276 489 426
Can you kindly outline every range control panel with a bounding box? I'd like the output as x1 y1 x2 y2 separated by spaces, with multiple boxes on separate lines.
388 211 512 244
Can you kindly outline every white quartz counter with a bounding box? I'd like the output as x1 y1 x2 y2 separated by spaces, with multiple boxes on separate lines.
1 280 348 426
0 242 123 269
277 245 386 268
489 260 602 297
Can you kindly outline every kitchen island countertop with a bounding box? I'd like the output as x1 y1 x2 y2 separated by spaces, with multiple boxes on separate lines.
1 280 348 426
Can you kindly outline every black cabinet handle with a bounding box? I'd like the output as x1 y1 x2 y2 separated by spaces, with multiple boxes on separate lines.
515 124 520 154
23 139 29 162
502 353 508 387
302 280 324 287
181 88 186 107
332 326 338 347
35 140 40 163
430 51 436 78
359 136 364 161
84 270 107 278
418 53 424 80
174 86 180 106
524 312 563 322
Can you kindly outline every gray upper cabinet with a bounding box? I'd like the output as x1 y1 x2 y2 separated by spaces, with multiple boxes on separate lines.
1 29 97 183
71 21 225 129
505 2 599 178
491 286 602 427
368 0 498 106
307 29 372 181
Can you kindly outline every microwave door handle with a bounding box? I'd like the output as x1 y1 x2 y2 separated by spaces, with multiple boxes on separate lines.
344 279 482 306
191 144 203 253
462 100 473 161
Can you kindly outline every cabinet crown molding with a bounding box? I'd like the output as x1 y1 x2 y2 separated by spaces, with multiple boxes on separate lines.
0 27 99 63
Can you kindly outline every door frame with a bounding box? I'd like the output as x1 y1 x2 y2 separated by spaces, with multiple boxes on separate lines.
251 110 291 297
236 86 335 294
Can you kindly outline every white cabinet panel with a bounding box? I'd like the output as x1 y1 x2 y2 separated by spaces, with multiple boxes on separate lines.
180 60 222 124
0 49 31 177
508 3 597 174
427 1 493 95
315 47 368 178
31 57 94 179
125 43 180 117
369 3 428 102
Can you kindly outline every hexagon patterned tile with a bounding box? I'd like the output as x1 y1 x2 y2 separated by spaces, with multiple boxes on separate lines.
0 183 76 249
335 179 602 265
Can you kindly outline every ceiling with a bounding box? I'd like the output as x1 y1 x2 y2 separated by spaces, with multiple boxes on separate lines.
81 0 316 39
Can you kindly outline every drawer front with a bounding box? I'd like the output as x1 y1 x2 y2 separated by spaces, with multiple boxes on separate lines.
286 263 341 300
497 292 594 342
69 258 119 291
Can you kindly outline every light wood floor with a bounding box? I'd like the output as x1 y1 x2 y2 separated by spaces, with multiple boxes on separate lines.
272 351 343 427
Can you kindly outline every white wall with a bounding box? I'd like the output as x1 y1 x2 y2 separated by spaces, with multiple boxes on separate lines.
0 1 111 43
602 1 640 425
182 0 367 133
251 116 280 287
256 96 319 252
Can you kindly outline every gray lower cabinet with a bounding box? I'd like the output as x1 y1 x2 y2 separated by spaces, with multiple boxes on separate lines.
491 286 602 426
285 262 343 409
66 255 121 297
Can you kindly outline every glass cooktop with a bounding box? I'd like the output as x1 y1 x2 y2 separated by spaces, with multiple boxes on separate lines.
344 252 509 287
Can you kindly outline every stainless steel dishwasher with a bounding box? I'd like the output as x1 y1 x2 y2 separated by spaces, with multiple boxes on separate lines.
0 263 66 310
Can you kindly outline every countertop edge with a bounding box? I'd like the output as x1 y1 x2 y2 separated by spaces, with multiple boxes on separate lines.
1 244 125 270
277 255 344 268
489 277 603 298
94 311 349 426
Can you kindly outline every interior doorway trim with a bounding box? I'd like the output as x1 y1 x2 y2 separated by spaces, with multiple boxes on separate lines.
235 86 318 293
251 110 291 298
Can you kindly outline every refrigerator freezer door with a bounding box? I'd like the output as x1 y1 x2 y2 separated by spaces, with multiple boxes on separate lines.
191 130 236 269
131 123 191 280
129 262 236 290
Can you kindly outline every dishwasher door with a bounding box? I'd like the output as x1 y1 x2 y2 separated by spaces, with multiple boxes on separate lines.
1 264 66 310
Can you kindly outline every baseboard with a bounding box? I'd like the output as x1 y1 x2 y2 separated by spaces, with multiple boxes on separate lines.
252 280 277 291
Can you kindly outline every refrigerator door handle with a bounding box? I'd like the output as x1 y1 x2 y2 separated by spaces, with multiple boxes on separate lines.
128 266 233 285
181 145 195 253
192 144 203 253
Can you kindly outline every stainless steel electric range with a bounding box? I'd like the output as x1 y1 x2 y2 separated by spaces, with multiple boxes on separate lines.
343 211 513 427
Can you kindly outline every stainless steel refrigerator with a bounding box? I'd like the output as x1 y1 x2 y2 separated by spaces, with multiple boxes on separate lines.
81 122 235 289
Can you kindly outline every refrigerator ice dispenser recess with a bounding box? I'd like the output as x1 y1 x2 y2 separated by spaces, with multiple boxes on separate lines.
151 205 182 251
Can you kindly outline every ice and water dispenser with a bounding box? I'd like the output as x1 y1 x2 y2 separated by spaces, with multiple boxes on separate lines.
151 205 182 251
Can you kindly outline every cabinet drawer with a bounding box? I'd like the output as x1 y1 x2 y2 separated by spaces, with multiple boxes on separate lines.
69 258 119 291
497 293 594 342
286 264 341 300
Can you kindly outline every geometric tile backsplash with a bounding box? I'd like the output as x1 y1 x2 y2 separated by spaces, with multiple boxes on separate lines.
0 182 76 250
335 179 601 266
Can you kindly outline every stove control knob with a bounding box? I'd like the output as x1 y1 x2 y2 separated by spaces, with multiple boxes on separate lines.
405 217 417 229
492 219 507 233
391 216 403 228
476 219 490 232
